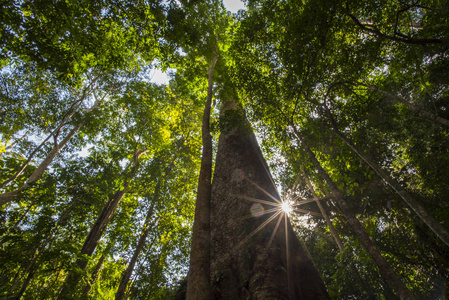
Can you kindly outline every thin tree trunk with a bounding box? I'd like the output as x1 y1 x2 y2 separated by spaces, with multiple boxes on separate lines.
186 52 219 300
3 269 24 300
0 95 84 190
10 200 80 299
13 268 35 300
302 169 344 251
290 124 416 300
116 155 176 300
58 149 146 298
303 170 376 299
322 106 449 248
0 78 104 203
58 190 127 298
115 202 156 300
0 124 82 206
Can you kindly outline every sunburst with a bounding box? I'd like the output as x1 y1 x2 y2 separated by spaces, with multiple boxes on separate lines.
231 177 322 250
227 175 323 296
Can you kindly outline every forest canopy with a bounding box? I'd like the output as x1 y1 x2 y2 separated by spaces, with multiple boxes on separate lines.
1 0 449 299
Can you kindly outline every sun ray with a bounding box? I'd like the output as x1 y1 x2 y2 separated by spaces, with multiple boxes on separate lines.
291 198 320 206
267 212 284 248
291 194 334 207
246 178 281 204
293 208 322 217
234 210 282 250
232 194 278 207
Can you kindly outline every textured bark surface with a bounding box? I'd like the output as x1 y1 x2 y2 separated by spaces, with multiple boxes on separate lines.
186 53 218 300
209 102 329 299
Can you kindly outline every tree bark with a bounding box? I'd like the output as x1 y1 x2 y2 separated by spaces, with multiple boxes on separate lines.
0 84 93 190
303 170 376 299
186 52 219 300
209 100 329 299
290 124 416 300
0 77 105 205
302 169 345 252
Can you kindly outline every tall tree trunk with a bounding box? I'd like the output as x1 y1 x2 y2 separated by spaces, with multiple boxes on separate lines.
58 149 146 298
58 190 127 298
0 77 105 205
10 198 78 299
209 100 329 299
0 74 102 191
290 124 416 300
302 169 344 251
303 170 376 299
115 202 156 300
320 105 449 247
186 52 219 300
13 268 35 300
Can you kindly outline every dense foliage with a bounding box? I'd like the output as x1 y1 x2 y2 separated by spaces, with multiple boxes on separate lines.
1 0 448 299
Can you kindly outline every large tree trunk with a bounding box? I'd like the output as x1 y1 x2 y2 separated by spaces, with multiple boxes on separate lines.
209 100 329 299
186 52 218 300
291 124 416 300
